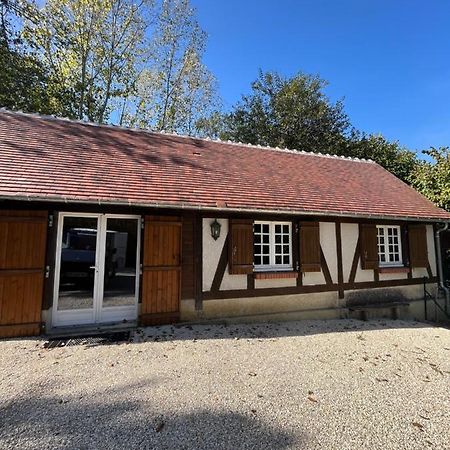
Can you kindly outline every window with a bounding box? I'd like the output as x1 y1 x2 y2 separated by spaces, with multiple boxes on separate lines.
377 225 402 266
254 221 292 271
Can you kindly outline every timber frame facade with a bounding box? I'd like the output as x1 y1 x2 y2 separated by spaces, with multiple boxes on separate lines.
0 199 441 338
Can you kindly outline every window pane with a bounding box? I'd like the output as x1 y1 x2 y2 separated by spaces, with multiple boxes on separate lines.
275 234 281 243
263 256 270 264
275 224 281 233
263 234 269 243
275 255 281 264
262 224 269 233
283 255 290 264
255 256 261 265
102 218 138 308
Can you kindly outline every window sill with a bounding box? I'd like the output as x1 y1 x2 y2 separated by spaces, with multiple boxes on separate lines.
378 266 410 274
254 271 298 280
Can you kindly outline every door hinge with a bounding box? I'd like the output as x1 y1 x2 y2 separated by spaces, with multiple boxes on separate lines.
139 263 143 275
48 214 54 228
45 265 50 278
295 223 299 234
141 217 145 229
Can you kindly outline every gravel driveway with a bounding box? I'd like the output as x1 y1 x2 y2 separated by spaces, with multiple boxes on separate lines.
0 319 449 450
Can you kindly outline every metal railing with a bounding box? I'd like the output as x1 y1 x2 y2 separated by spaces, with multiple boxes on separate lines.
423 278 450 322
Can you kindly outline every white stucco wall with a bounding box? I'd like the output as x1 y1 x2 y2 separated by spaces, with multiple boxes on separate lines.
203 219 339 291
198 217 439 323
202 218 247 291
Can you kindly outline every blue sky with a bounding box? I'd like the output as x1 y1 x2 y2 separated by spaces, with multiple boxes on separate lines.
192 0 450 154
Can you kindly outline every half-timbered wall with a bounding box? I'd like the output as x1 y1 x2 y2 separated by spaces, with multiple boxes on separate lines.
180 217 438 322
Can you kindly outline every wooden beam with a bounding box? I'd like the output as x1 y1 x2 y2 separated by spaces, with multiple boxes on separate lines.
193 214 203 311
203 276 436 301
343 276 437 291
247 273 255 290
348 235 360 284
203 283 338 300
210 233 229 292
335 222 344 299
320 246 333 285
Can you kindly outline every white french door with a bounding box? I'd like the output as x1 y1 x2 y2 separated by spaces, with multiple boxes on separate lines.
52 213 140 327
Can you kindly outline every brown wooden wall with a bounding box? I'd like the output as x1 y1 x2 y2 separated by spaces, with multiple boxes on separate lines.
0 210 48 337
181 215 195 299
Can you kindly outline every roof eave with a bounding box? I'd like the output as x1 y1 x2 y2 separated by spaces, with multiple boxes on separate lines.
1 194 448 223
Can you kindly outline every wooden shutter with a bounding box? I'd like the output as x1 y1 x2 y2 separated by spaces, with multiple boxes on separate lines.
299 221 321 272
228 219 254 274
408 224 428 268
0 210 48 337
360 224 379 270
141 216 181 325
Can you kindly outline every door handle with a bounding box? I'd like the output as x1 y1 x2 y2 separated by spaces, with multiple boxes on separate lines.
89 266 97 270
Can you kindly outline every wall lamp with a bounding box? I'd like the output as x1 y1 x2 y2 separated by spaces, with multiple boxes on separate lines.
210 219 221 240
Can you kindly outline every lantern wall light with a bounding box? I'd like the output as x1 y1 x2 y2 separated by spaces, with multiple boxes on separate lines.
210 219 221 240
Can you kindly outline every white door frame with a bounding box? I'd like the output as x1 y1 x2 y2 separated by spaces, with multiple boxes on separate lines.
52 212 141 327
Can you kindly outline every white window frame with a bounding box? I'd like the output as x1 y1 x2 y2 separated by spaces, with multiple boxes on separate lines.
254 221 293 272
376 225 403 267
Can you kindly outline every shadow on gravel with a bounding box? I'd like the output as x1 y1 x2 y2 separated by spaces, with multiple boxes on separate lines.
0 386 301 450
133 319 439 344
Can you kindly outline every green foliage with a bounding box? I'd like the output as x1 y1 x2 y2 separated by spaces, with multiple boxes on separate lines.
23 0 149 122
410 147 450 211
220 71 349 153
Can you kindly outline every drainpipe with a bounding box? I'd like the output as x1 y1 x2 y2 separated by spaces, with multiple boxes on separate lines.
435 222 450 313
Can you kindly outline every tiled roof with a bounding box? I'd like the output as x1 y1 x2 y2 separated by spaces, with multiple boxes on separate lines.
0 109 449 221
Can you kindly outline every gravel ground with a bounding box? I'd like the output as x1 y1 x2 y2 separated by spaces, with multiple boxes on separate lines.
0 319 449 450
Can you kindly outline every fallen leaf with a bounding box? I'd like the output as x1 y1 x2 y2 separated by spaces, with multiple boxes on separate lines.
412 422 424 431
308 396 318 403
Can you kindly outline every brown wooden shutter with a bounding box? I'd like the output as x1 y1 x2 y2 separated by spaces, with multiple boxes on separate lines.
299 221 321 272
408 224 428 268
359 224 379 270
141 216 181 325
228 219 254 274
0 210 48 337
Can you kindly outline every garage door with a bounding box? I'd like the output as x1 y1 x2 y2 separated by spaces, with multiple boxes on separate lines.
0 210 48 337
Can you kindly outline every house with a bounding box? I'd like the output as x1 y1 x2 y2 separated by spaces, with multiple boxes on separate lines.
0 109 449 338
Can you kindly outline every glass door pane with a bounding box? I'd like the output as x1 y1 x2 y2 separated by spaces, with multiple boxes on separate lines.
101 218 138 309
57 216 99 312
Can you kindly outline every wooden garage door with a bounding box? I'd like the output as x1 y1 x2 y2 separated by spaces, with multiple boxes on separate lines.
0 210 48 337
141 216 181 326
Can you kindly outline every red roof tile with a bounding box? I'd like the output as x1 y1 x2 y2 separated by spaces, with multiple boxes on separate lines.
0 110 449 221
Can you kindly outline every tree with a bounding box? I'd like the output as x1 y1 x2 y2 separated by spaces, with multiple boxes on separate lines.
125 0 219 134
0 0 58 114
23 0 150 122
410 147 450 211
219 70 350 153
